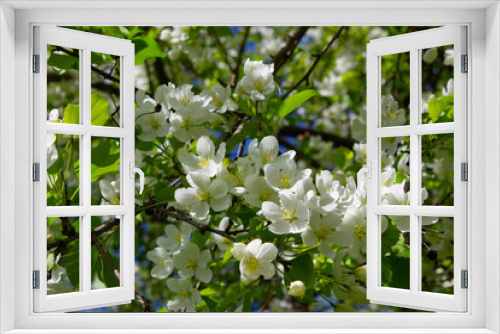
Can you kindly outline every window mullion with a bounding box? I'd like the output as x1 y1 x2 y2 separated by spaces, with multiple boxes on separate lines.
81 47 92 294
409 48 421 294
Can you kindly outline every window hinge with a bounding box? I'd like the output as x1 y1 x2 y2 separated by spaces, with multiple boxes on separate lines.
461 54 468 73
461 162 468 181
33 163 40 182
461 270 468 289
33 270 40 289
33 54 40 73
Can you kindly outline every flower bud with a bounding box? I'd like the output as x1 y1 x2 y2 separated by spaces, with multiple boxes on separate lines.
423 47 438 64
354 265 367 283
289 280 306 299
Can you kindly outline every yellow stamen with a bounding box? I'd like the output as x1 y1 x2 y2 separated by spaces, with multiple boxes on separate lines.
282 207 296 221
174 234 181 243
212 97 223 108
260 188 271 202
253 81 263 92
149 115 160 129
261 151 275 164
187 260 198 271
198 157 210 168
281 173 292 188
247 257 260 271
353 225 365 238
197 189 209 201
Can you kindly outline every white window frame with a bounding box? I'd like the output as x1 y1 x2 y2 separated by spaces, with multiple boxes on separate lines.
33 26 136 313
1 1 499 333
366 26 467 312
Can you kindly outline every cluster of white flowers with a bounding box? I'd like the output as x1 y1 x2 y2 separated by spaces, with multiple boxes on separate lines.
146 223 213 312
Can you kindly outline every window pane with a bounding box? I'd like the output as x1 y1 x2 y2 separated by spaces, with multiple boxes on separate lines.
91 52 121 127
91 216 121 290
381 215 410 290
91 137 121 205
380 52 410 127
47 45 80 124
380 136 410 205
421 134 454 206
47 134 80 206
421 217 454 294
421 45 454 124
47 216 80 295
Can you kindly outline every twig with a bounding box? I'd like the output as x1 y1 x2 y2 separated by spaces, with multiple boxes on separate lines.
208 28 233 72
282 27 345 100
232 27 251 86
156 208 237 242
278 125 355 149
91 231 154 312
271 26 310 76
154 57 170 85
259 292 277 312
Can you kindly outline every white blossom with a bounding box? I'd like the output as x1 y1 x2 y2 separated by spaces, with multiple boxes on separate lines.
157 224 192 253
232 238 278 280
204 83 236 114
289 280 306 299
99 178 120 205
301 211 353 258
237 59 275 101
178 136 225 177
166 278 202 312
174 172 232 223
147 247 174 279
47 133 58 168
262 190 309 235
243 174 279 208
173 243 213 283
136 90 170 141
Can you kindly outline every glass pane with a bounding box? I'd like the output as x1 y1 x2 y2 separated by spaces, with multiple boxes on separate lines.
421 217 454 294
47 216 80 295
380 52 410 127
91 216 121 290
47 45 80 124
91 52 121 127
381 215 410 290
421 45 454 124
91 137 121 205
421 134 454 206
47 134 80 206
380 136 410 205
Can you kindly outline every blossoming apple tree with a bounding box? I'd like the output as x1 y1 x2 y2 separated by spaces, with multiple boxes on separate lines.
45 26 455 312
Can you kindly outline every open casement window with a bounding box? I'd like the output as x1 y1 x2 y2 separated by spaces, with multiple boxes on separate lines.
366 26 467 312
33 26 139 312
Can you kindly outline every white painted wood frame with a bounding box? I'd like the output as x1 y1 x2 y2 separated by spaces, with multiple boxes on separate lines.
366 26 467 312
32 26 135 312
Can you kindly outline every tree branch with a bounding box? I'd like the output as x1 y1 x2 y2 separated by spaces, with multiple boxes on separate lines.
232 26 251 86
282 27 345 100
154 57 170 86
208 28 233 72
91 231 154 312
155 208 237 242
278 125 355 149
271 26 310 76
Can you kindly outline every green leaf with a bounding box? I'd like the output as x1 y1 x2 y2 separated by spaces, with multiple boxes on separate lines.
47 251 55 271
91 164 119 182
242 293 252 312
331 147 354 169
278 89 319 119
48 53 78 71
385 254 410 289
201 296 218 312
221 245 234 265
381 221 401 255
90 93 110 126
132 37 166 65
237 98 254 117
156 187 178 203
62 103 80 124
428 98 445 122
265 95 281 121
212 27 233 37
286 254 315 289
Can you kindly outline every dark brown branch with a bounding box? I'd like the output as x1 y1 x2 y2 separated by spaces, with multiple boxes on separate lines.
282 27 345 100
271 26 310 76
278 125 355 149
47 218 120 251
208 28 233 72
155 208 236 242
91 231 154 312
232 26 251 86
154 58 170 85
259 292 277 312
